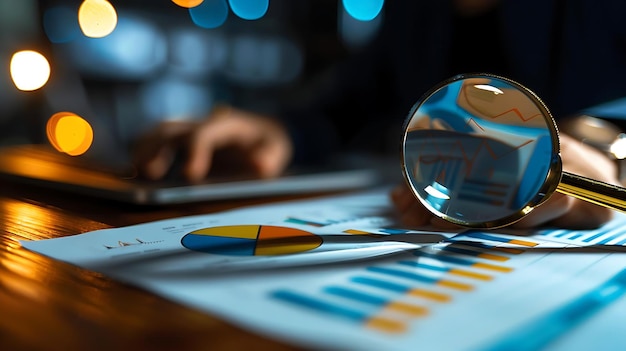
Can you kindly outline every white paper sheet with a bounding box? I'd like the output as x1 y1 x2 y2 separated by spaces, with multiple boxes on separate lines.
20 188 626 351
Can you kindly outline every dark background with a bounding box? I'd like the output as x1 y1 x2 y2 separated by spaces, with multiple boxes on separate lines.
0 0 382 152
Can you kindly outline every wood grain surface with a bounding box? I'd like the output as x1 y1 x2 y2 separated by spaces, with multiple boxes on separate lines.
0 180 336 351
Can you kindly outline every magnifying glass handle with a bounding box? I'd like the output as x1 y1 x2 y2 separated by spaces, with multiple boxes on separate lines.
557 172 626 212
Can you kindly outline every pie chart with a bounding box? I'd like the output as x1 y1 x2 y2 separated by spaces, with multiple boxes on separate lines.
181 225 323 256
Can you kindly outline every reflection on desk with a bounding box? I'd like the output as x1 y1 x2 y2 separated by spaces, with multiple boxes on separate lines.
0 179 307 351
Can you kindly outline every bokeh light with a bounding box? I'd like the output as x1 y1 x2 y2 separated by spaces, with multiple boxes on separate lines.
67 15 167 79
189 0 229 29
611 135 626 160
43 5 81 43
342 0 384 21
78 0 118 38
141 77 213 122
172 0 204 8
46 112 94 156
228 0 268 20
339 0 383 48
10 50 51 91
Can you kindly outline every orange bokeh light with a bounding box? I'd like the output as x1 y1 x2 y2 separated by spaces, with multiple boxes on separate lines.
172 0 205 8
46 112 94 156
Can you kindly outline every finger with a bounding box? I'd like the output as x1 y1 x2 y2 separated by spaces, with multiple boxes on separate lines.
184 114 262 181
133 121 195 160
249 140 291 178
390 183 438 227
546 197 614 229
390 183 416 213
399 201 433 227
144 145 175 180
248 118 293 178
133 121 196 178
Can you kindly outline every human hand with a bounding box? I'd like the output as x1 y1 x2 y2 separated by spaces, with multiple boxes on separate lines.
390 133 619 230
132 105 293 182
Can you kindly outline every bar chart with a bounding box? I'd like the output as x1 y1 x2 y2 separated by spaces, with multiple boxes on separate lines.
21 189 626 351
271 230 534 334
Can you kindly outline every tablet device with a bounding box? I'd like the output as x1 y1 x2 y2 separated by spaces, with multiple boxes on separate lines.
0 144 386 205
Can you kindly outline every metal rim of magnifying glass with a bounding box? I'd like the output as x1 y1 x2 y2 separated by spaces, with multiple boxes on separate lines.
400 72 564 229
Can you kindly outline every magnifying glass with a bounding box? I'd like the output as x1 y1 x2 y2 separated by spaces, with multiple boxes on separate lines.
401 73 626 229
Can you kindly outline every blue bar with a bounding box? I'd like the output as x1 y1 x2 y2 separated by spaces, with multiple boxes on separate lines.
379 228 410 234
592 225 626 245
580 224 620 243
324 286 387 306
568 233 584 240
284 217 326 227
367 266 438 284
351 276 410 293
484 268 626 351
463 232 516 244
272 290 368 322
582 232 606 243
597 231 626 245
552 229 569 238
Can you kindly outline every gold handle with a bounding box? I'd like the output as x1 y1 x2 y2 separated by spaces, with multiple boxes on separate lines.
556 172 626 212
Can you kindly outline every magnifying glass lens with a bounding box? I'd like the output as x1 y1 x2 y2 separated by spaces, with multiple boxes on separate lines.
401 74 561 228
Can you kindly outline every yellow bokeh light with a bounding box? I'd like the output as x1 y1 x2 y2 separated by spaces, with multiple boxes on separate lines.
46 112 94 156
172 0 205 8
78 0 118 38
9 50 51 91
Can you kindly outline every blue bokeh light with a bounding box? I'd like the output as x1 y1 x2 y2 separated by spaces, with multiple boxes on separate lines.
228 0 269 21
141 76 213 122
189 0 229 29
342 0 384 21
67 16 167 79
43 5 81 43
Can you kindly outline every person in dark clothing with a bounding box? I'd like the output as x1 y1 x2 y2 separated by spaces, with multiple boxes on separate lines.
133 0 624 229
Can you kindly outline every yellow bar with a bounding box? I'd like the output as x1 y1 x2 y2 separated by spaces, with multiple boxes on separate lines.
477 253 509 261
437 280 474 291
365 316 407 333
473 262 513 272
343 229 371 235
385 302 428 317
449 268 493 281
509 239 538 247
408 288 451 303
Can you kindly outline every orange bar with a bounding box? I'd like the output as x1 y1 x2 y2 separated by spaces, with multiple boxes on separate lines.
509 239 538 247
385 302 429 317
473 262 513 272
477 253 509 262
437 280 474 291
408 288 451 303
449 268 493 281
365 316 407 333
343 229 371 235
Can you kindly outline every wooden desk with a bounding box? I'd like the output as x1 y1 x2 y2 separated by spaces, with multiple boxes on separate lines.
0 179 332 351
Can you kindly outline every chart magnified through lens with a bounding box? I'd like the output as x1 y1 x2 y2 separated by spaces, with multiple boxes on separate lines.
402 74 559 228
